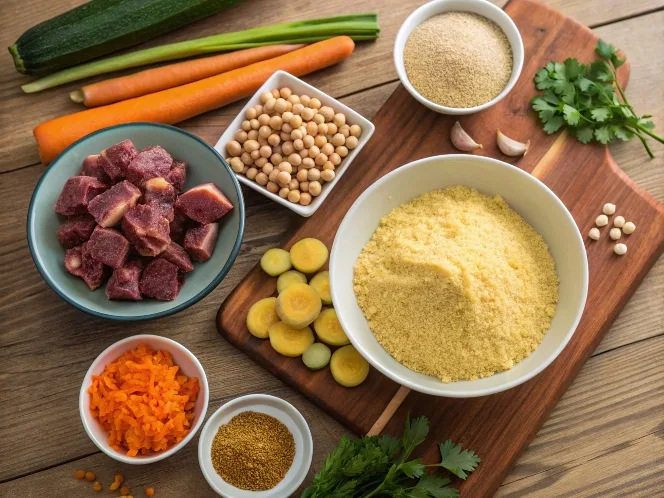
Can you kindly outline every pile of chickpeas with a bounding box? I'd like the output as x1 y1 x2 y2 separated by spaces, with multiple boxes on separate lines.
225 87 363 206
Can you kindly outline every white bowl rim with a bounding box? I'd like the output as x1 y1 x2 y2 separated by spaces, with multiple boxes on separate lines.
197 393 313 497
79 334 210 464
393 0 525 114
330 154 589 397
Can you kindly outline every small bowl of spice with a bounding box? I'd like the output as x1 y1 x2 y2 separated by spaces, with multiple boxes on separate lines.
198 394 313 497
394 0 524 114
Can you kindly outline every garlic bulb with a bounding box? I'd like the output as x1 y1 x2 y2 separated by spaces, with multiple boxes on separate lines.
497 130 530 157
450 121 482 152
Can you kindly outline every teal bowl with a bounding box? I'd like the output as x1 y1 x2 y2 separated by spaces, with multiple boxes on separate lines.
27 123 245 321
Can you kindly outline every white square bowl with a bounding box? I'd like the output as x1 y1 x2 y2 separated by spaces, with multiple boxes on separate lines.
214 71 375 217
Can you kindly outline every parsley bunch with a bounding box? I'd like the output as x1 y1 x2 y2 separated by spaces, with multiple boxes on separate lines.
301 416 480 498
531 40 663 158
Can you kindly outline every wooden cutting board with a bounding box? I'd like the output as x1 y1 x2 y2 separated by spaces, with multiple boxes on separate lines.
217 0 664 495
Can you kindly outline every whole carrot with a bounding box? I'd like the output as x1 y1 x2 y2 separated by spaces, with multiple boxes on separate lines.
71 44 305 107
34 37 355 165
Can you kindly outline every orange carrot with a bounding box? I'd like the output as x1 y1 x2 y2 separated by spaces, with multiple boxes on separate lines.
71 44 305 108
34 36 355 165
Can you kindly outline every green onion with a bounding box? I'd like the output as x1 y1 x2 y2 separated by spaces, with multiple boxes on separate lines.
21 14 379 93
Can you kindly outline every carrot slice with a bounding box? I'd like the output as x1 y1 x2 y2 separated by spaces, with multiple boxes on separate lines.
34 36 355 165
72 44 305 108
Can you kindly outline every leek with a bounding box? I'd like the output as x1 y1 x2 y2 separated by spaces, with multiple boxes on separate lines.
22 14 379 93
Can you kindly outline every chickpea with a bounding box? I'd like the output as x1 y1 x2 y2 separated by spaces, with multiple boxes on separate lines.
255 104 264 115
270 88 280 98
234 129 248 144
246 107 258 119
269 115 283 130
322 161 335 171
330 133 344 147
298 180 309 192
288 94 300 105
319 106 335 121
350 124 362 137
246 167 258 180
257 136 269 146
278 162 293 173
290 115 303 128
280 131 291 142
309 97 322 109
321 143 334 156
264 98 276 114
299 94 311 107
256 156 269 167
268 134 281 147
299 124 307 135
281 122 293 134
317 123 329 136
247 130 259 140
339 124 350 137
290 129 304 141
240 152 253 165
306 121 318 136
262 162 274 174
279 87 292 99
300 135 313 150
309 181 322 196
255 172 268 185
301 107 315 121
258 125 271 139
292 103 304 116
229 157 244 172
288 179 299 191
270 152 283 165
274 98 287 113
266 181 279 193
250 118 260 130
333 113 346 127
308 168 321 182
277 171 291 185
308 145 320 158
329 152 341 166
296 169 308 182
293 139 304 151
258 145 271 158
226 140 242 157
241 120 252 131
315 153 328 166
288 153 302 167
321 169 336 182
250 149 261 160
287 189 300 203
346 135 359 149
327 123 338 135
313 113 325 125
299 192 312 205
313 134 327 148
281 141 295 155
279 187 289 198
301 157 315 169
282 111 293 124
260 92 272 104
285 101 293 112
257 114 269 127
242 165 249 174
268 169 280 182
336 145 349 157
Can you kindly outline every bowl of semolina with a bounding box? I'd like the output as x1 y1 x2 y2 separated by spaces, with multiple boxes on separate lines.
329 155 588 397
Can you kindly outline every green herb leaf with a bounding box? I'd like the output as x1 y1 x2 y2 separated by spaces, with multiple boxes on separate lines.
590 107 612 122
612 126 634 141
589 60 612 82
563 104 582 126
542 116 565 134
595 39 615 61
573 127 595 144
564 58 583 80
415 475 458 498
401 459 427 479
378 434 403 459
594 126 614 144
439 441 481 480
534 68 555 90
576 77 594 92
402 416 429 459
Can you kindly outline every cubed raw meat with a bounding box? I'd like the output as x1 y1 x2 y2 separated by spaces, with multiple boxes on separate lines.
99 139 138 181
126 146 173 186
175 183 233 224
87 180 141 227
87 227 130 269
56 215 96 248
80 155 110 184
169 209 190 243
139 258 180 301
64 243 107 290
54 176 107 216
106 260 142 301
143 177 176 222
184 223 219 262
162 242 194 272
167 160 188 192
122 204 171 257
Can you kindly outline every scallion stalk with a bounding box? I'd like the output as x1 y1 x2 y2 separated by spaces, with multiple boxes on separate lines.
21 14 379 93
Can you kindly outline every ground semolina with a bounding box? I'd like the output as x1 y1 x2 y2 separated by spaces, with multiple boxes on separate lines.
353 186 559 382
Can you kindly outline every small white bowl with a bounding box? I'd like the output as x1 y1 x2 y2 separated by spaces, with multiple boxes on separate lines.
330 155 588 397
79 334 209 464
198 394 313 498
394 0 524 115
214 70 375 217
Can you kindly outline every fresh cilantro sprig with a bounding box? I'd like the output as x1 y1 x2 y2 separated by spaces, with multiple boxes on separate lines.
301 416 480 498
531 39 663 158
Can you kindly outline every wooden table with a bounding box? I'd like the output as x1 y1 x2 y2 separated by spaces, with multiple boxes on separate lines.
0 1 662 496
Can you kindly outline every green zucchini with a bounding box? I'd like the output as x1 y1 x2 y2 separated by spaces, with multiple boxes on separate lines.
9 0 241 75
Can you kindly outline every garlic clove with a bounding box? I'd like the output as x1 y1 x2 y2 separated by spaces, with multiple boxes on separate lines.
450 121 482 152
497 130 530 157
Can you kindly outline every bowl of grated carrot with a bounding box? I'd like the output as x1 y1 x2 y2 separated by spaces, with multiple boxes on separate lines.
79 334 209 464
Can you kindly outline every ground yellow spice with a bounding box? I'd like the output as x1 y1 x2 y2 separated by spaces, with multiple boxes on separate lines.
211 411 295 491
353 186 559 382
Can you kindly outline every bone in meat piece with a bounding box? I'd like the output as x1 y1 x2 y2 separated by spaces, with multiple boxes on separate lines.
80 154 111 184
169 208 190 244
175 183 233 224
99 139 138 181
56 214 96 248
184 223 219 262
126 145 173 186
166 160 188 192
143 177 176 222
64 243 108 290
87 226 130 269
87 180 141 227
139 258 180 301
54 176 107 216
106 260 143 301
161 241 194 272
122 204 171 257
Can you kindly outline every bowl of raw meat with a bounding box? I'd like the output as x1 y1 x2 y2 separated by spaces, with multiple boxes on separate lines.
27 123 245 321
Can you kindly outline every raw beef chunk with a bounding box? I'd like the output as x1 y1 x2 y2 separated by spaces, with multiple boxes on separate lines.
56 215 96 248
184 223 219 262
143 177 176 222
169 209 190 243
80 155 110 183
54 176 107 216
99 139 138 180
175 183 232 224
106 260 142 301
139 258 180 301
161 242 194 272
64 243 107 290
166 160 188 192
126 146 173 186
122 204 170 257
87 180 141 227
88 227 130 269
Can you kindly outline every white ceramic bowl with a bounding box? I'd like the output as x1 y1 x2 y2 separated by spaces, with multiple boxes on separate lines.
215 70 375 217
198 394 313 498
394 0 524 115
330 155 588 397
80 334 209 464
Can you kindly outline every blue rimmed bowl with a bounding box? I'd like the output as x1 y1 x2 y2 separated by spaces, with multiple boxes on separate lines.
27 123 245 321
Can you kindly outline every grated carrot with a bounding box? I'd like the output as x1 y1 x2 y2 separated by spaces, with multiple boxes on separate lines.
88 344 199 456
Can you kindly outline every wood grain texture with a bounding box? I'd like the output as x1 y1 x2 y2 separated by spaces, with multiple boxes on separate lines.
217 1 664 497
